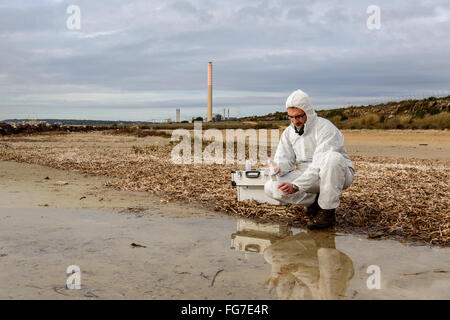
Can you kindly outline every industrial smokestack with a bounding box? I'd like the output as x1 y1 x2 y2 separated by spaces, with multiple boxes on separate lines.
207 62 213 122
176 108 180 123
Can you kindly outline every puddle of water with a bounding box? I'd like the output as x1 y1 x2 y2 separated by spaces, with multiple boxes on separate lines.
0 207 448 299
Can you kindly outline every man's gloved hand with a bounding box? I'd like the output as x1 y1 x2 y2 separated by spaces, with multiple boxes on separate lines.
278 182 298 195
266 158 280 175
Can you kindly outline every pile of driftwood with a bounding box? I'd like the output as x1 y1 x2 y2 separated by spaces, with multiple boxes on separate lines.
0 133 448 246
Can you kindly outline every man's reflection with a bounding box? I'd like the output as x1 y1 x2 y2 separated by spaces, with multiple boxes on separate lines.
264 230 354 300
230 218 354 300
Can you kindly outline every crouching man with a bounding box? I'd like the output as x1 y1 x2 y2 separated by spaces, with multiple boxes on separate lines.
265 89 355 229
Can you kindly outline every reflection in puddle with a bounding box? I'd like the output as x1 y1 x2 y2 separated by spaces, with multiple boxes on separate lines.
231 219 292 254
230 218 354 299
263 231 354 300
1 207 448 299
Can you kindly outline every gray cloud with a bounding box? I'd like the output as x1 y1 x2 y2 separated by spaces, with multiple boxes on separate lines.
1 0 449 120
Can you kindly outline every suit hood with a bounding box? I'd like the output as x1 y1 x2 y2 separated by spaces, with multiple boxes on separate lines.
286 89 317 133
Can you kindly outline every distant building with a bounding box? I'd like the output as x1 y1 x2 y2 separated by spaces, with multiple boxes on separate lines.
212 113 222 121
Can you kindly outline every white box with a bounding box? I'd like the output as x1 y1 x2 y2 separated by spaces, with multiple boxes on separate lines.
230 219 293 254
231 169 281 205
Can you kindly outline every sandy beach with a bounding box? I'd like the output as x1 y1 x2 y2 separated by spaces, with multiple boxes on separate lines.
2 0 449 302
0 129 449 299
1 130 449 245
342 129 450 161
1 129 449 212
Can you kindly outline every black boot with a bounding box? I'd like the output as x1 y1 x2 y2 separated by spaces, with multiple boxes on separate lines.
305 194 320 218
306 208 336 230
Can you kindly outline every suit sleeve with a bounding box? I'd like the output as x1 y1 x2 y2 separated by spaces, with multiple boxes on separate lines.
293 123 344 190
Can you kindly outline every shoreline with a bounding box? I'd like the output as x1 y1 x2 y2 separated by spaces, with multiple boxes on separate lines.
1 131 449 246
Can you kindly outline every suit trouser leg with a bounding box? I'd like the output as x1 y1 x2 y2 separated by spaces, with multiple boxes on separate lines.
317 151 354 210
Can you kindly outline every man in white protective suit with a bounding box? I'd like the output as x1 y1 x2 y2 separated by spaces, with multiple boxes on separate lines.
264 89 355 229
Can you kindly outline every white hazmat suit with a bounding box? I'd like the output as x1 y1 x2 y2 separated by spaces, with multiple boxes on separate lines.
264 90 355 210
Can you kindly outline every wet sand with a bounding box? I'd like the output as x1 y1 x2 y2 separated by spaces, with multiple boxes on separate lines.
0 160 215 218
0 207 448 299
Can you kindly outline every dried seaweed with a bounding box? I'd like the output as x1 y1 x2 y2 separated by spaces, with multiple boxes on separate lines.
0 132 448 246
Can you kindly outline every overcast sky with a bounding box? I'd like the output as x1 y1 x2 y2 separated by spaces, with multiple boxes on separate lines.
1 0 449 121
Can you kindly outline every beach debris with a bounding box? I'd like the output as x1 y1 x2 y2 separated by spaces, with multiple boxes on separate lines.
368 231 385 239
121 207 146 213
402 270 448 277
0 254 7 257
25 284 42 289
80 196 86 200
398 239 407 246
84 290 99 298
432 270 448 274
44 176 50 180
401 271 428 276
54 181 68 186
130 242 147 248
53 286 69 296
174 270 191 275
210 269 224 287
200 272 210 280
0 132 448 246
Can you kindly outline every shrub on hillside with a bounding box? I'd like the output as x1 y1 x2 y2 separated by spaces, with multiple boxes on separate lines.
411 112 450 129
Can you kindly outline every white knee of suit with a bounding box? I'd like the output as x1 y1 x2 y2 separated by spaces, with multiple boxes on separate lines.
317 151 354 209
321 151 354 189
322 151 347 169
